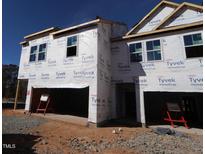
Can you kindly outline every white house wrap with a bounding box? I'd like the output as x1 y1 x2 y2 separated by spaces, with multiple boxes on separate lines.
18 1 203 126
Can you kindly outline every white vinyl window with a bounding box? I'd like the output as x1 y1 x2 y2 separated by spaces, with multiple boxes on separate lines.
29 43 47 62
38 43 47 61
66 36 77 57
29 46 38 62
183 33 203 58
146 39 161 61
129 42 142 62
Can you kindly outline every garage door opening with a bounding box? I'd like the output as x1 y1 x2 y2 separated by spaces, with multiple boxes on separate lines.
30 87 89 118
144 92 203 128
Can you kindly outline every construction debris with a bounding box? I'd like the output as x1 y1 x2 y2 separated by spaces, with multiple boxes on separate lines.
152 127 187 137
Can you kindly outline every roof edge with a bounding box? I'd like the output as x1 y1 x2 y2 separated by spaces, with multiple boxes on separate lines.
51 19 101 36
153 2 203 30
125 0 179 36
19 41 28 45
51 18 127 36
112 21 202 42
24 27 60 39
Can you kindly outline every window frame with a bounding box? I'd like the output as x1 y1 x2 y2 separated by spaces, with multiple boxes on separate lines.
128 42 143 63
29 43 47 63
66 35 78 58
38 43 47 62
29 45 38 63
183 32 203 59
145 39 162 62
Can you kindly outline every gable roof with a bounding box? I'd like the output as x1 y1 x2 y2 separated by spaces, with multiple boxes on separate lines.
126 0 179 36
121 21 202 40
153 2 203 30
112 21 202 42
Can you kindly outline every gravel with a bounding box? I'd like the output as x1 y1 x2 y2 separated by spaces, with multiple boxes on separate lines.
2 114 48 154
2 115 47 134
2 114 202 153
125 132 202 154
67 131 203 154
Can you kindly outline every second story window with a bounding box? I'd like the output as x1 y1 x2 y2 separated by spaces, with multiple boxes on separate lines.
29 46 37 62
29 43 47 62
183 33 203 58
146 40 161 61
129 42 142 62
38 43 47 61
67 36 77 57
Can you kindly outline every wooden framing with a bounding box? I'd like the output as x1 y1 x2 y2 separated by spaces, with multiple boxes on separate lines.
14 79 20 110
123 21 202 39
51 19 100 36
24 27 60 39
51 17 126 37
19 41 29 47
126 0 179 36
22 16 126 40
36 94 51 115
153 2 203 30
111 21 202 42
19 41 27 45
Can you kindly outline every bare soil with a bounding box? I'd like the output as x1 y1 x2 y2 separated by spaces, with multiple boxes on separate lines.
2 109 202 154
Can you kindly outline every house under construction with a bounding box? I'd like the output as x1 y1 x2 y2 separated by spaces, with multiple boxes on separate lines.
16 0 203 127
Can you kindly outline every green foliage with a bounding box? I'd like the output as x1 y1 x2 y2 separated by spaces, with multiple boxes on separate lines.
2 64 18 99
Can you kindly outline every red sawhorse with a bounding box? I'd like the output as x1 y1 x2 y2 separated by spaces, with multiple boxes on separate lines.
164 102 189 129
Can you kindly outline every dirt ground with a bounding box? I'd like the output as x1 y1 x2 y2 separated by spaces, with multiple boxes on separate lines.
2 109 148 154
2 109 203 154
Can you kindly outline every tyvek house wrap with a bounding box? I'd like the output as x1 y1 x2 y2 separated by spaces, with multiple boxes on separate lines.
18 21 128 124
111 4 203 94
18 28 98 123
96 23 112 123
111 28 203 123
95 22 127 123
17 1 203 125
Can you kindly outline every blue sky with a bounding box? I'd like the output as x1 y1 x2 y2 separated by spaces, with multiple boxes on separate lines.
3 0 202 65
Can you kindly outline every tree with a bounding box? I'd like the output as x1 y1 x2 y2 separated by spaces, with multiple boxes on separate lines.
2 64 18 99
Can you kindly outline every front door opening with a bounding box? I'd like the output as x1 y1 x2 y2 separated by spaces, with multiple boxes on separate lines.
116 83 136 121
